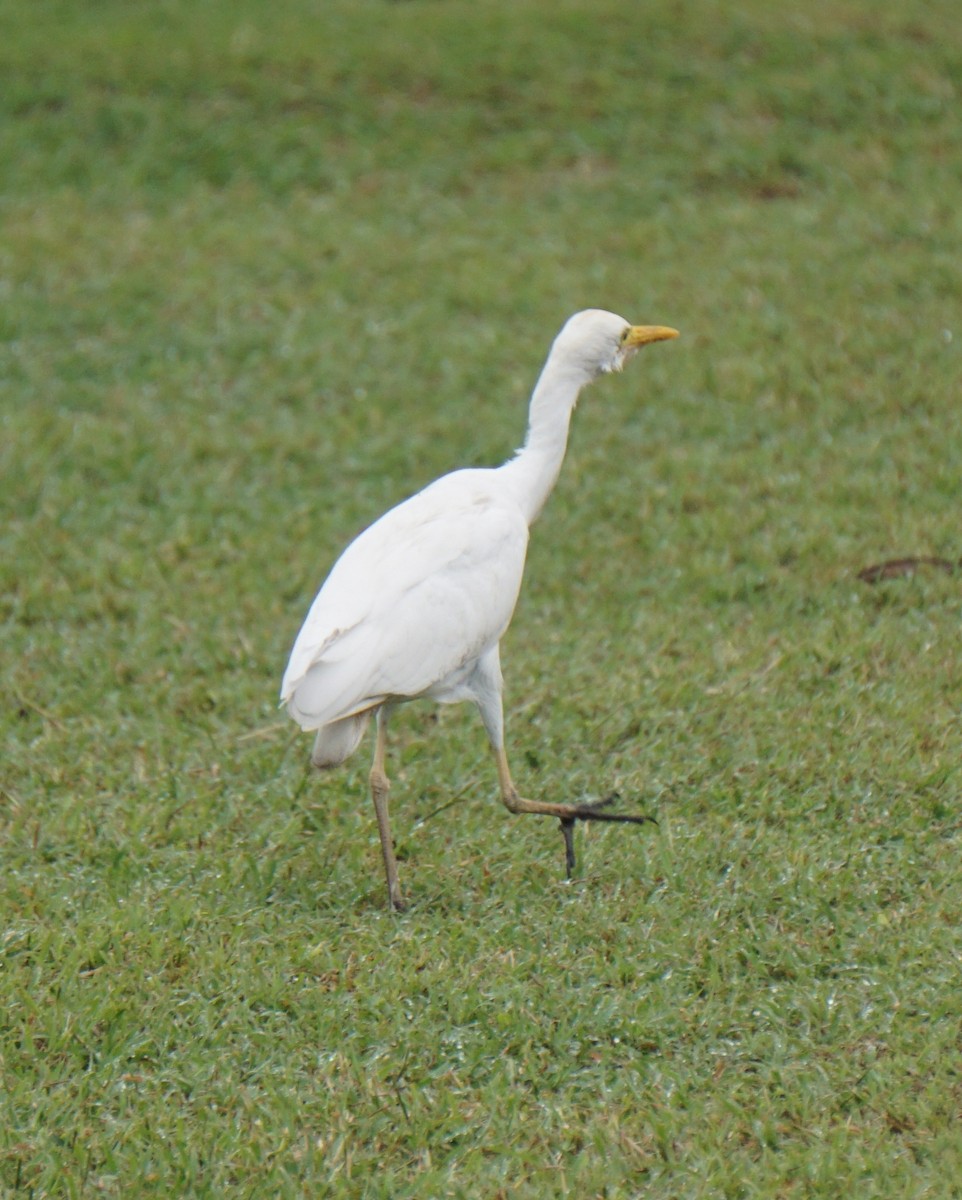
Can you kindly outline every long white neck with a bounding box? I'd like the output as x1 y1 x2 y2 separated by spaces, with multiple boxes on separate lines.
498 355 590 526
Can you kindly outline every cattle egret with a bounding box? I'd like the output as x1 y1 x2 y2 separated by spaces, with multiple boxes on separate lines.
281 309 679 909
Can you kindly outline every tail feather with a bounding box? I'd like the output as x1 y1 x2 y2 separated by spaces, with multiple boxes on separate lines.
310 712 372 769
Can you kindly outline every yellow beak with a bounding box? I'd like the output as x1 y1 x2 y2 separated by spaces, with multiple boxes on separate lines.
624 325 680 348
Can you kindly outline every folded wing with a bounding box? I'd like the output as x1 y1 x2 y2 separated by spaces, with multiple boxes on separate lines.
281 471 529 731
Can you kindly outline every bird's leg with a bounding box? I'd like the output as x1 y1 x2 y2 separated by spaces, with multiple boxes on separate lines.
493 747 656 878
370 707 406 912
475 647 654 878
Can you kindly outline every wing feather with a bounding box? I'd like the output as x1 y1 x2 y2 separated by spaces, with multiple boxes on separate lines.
281 470 528 730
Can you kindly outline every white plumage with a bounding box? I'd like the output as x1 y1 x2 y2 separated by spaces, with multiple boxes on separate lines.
282 475 526 751
281 308 678 909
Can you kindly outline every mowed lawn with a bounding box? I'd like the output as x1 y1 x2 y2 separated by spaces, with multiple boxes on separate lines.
2 0 961 1195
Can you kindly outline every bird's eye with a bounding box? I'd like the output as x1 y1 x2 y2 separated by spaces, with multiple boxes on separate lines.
619 327 630 345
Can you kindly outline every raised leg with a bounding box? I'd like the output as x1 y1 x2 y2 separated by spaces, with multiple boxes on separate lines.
494 745 654 872
474 646 655 878
369 706 405 911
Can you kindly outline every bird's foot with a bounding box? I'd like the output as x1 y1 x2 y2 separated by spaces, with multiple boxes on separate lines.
560 817 577 877
559 793 658 878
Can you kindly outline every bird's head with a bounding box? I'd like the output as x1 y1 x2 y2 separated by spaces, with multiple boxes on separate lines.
553 309 679 379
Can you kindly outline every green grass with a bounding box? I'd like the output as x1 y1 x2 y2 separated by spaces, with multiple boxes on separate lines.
3 0 962 1194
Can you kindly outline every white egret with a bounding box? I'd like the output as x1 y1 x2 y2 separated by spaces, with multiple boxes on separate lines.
281 309 679 910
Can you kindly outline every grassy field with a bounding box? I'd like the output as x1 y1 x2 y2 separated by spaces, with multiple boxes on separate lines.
3 0 962 1194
